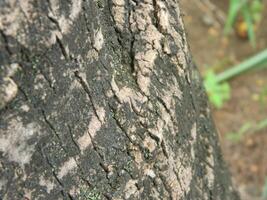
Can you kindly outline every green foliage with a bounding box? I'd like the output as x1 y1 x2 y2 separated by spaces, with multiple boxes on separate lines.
204 49 267 108
224 0 263 46
242 2 255 46
224 0 243 34
204 70 230 108
226 118 267 142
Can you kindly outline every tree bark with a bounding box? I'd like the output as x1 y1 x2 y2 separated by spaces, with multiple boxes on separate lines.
0 0 239 199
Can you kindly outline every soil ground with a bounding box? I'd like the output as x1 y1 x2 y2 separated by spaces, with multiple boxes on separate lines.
180 0 267 199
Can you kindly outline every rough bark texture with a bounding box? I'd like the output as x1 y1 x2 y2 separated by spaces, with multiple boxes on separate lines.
0 0 239 199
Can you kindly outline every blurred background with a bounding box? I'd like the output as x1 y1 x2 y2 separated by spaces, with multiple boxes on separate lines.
180 0 267 199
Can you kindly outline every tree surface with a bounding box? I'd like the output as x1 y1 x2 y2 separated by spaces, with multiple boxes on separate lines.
0 0 239 199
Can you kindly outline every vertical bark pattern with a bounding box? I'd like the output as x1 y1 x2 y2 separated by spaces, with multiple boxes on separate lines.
0 0 239 199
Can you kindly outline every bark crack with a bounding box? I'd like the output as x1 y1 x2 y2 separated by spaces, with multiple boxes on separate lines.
67 125 81 153
39 145 70 197
41 109 60 139
0 30 12 55
17 85 29 101
109 105 133 143
55 36 69 60
74 71 102 123
39 69 56 93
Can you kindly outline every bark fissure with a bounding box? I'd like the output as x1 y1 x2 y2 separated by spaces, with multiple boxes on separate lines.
74 71 103 123
39 69 57 93
0 30 12 55
41 109 60 139
55 36 69 60
39 146 68 195
67 125 81 153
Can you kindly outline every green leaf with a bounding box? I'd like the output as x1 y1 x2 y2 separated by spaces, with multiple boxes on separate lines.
224 0 243 34
204 70 231 108
242 3 256 47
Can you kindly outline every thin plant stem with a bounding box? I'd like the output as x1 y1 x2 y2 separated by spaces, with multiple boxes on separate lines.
216 49 267 83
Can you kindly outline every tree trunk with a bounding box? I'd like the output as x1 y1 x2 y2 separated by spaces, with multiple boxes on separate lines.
0 0 239 199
